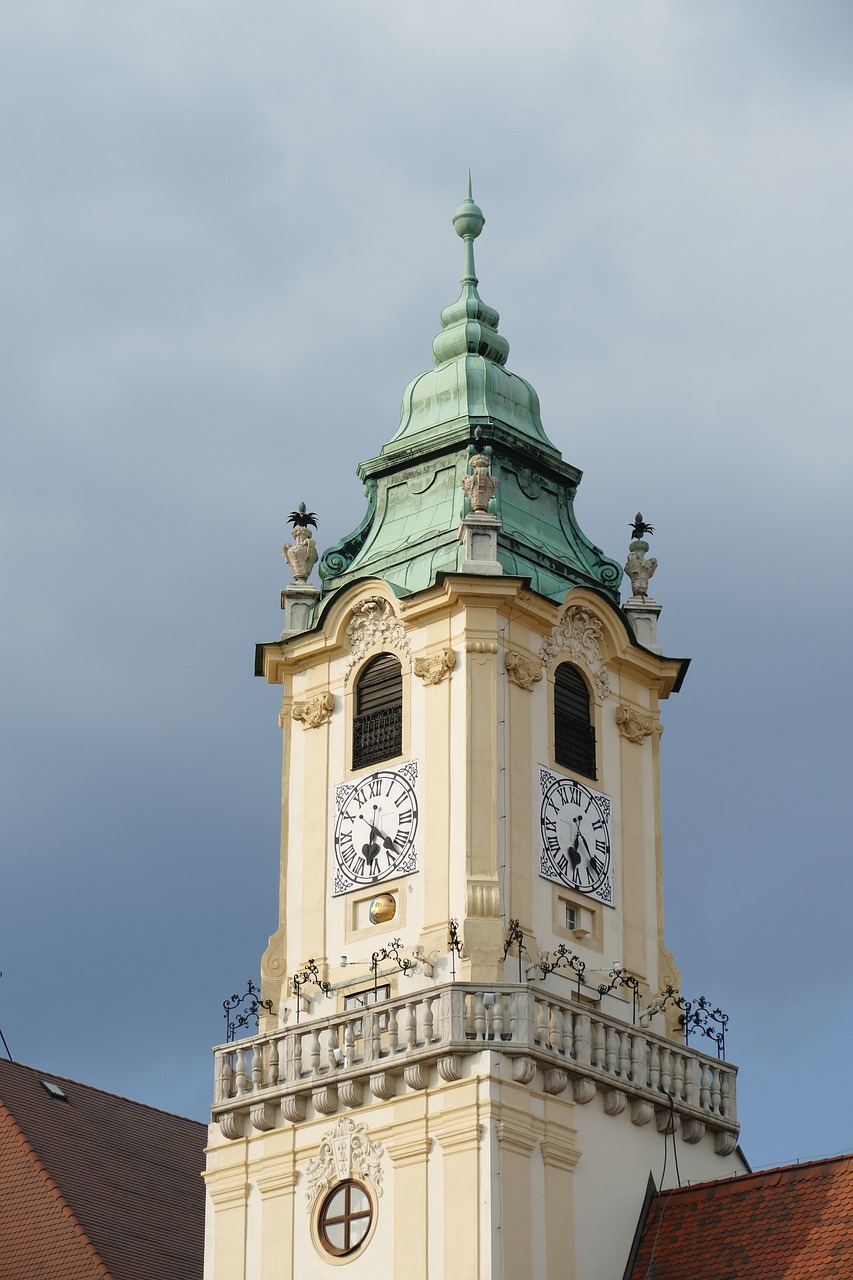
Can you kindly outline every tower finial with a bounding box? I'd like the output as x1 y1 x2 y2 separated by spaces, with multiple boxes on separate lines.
452 174 485 284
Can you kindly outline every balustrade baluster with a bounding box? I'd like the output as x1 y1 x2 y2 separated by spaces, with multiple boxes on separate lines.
268 1038 280 1088
673 1051 685 1102
684 1055 697 1108
700 1061 711 1111
536 1000 550 1048
593 1019 606 1069
328 1027 340 1071
344 1020 356 1067
618 1030 631 1078
721 1069 734 1120
252 1045 263 1092
492 995 505 1041
423 995 436 1044
648 1042 660 1091
660 1048 672 1095
575 1013 591 1065
309 1028 321 1076
710 1065 722 1114
562 1010 575 1058
631 1033 646 1086
605 1026 618 1074
235 1048 248 1097
405 1001 417 1052
388 1006 399 1053
549 1004 563 1053
473 995 486 1040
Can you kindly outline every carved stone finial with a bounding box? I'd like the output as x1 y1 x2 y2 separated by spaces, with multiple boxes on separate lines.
461 445 498 514
283 525 319 583
624 516 657 600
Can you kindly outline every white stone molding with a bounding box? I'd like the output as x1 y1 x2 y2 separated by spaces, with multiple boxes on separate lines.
681 1119 705 1144
304 1117 385 1210
630 1099 655 1127
403 1062 430 1090
280 583 321 639
437 1054 463 1082
656 1109 679 1134
292 691 335 730
540 605 611 701
504 650 544 691
466 640 499 654
465 879 501 917
218 1111 244 1140
511 1057 537 1085
250 1101 277 1132
543 1068 569 1096
615 705 662 745
338 1079 363 1109
344 596 410 681
413 648 456 685
281 1094 306 1124
312 1086 338 1116
714 1130 739 1156
369 1071 397 1101
603 1089 627 1116
571 1077 597 1105
459 513 503 574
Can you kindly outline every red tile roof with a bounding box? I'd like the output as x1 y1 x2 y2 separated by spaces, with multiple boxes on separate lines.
627 1154 853 1280
0 1059 206 1280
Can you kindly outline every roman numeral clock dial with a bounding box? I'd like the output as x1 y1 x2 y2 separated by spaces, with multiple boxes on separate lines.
333 762 419 895
539 766 613 906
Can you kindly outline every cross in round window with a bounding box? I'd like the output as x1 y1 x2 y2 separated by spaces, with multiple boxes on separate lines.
318 1180 373 1257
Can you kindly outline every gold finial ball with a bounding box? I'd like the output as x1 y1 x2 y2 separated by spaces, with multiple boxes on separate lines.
368 893 397 925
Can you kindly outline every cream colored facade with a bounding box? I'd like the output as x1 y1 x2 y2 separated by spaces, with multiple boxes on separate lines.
203 572 748 1280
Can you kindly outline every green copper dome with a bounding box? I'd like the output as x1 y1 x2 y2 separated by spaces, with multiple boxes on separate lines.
319 183 623 605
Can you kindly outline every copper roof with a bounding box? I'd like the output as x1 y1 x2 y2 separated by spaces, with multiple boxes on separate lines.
0 1058 206 1280
627 1154 853 1279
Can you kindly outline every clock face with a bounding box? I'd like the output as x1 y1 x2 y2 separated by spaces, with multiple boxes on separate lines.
538 766 613 906
333 762 419 896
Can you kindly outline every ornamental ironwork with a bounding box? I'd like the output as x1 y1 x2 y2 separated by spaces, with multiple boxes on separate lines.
370 938 415 997
291 960 332 1024
502 919 530 982
651 984 729 1059
223 980 274 1043
448 918 464 981
537 944 586 999
597 964 642 1025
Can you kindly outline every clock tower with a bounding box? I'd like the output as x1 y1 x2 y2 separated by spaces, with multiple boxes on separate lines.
202 185 748 1280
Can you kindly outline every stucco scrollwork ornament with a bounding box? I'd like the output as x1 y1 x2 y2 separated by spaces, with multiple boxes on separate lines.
539 605 611 701
292 691 335 730
460 430 498 514
413 648 456 686
624 512 657 600
282 503 319 584
615 705 662 745
504 650 543 691
344 596 410 681
304 1117 384 1210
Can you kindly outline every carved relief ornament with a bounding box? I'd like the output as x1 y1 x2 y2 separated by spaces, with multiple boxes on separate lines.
539 605 611 702
344 597 410 682
615 705 662 745
413 648 456 686
292 691 335 730
504 650 543 691
304 1117 384 1210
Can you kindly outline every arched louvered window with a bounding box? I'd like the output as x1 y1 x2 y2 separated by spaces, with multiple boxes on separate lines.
554 663 596 779
353 653 403 770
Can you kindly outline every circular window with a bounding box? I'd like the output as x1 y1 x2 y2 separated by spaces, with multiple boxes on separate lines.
318 1180 373 1257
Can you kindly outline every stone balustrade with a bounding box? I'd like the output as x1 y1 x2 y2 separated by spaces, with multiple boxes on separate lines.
212 983 738 1153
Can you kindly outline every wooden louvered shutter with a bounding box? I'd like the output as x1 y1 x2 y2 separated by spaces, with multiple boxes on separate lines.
554 663 596 779
353 654 403 769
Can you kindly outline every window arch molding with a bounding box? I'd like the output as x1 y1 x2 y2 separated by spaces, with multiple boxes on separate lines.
552 661 597 780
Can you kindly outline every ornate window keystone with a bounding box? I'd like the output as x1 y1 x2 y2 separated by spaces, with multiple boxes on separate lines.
540 605 611 702
304 1117 384 1211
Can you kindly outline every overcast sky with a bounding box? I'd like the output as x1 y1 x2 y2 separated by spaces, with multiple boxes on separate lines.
2 1 851 1171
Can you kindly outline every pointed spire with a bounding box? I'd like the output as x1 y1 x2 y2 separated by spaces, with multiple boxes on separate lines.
432 177 510 369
